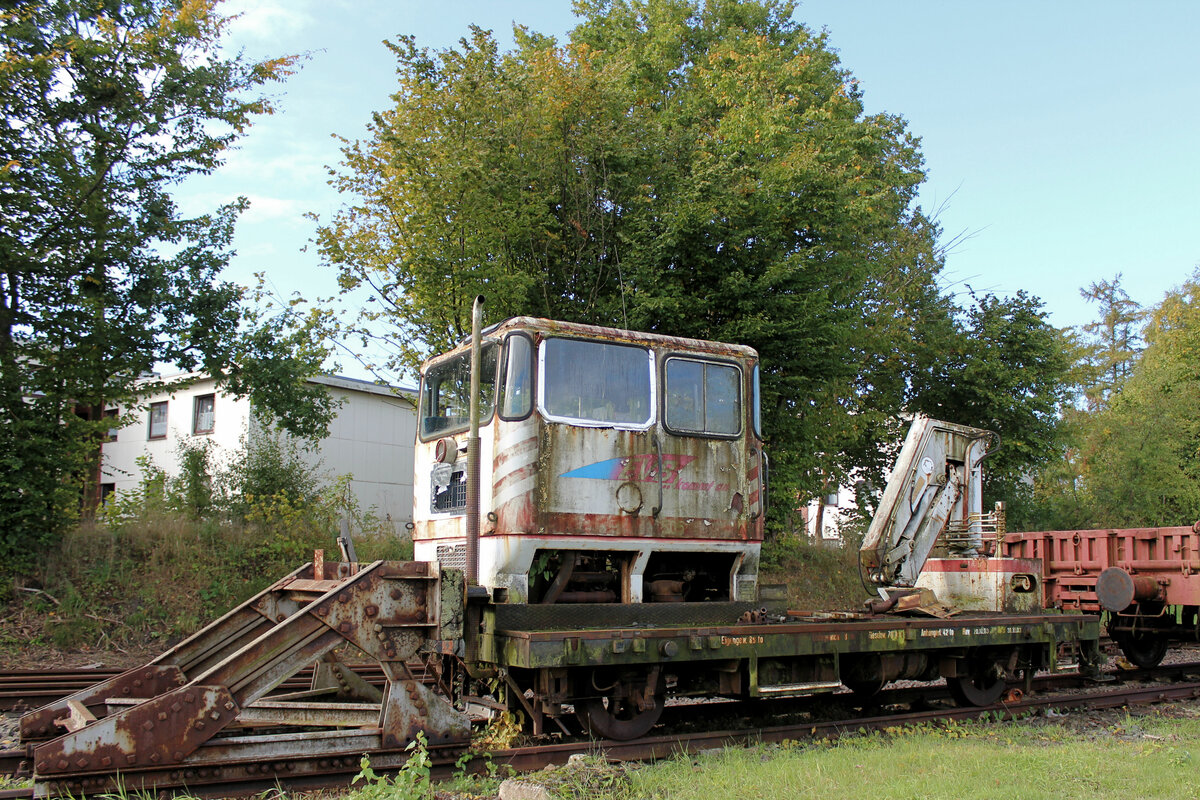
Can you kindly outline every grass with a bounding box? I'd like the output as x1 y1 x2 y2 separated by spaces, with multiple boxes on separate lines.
466 712 1200 800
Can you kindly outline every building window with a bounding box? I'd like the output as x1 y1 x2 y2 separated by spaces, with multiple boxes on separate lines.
193 394 215 435
148 401 168 440
104 408 119 442
100 482 116 506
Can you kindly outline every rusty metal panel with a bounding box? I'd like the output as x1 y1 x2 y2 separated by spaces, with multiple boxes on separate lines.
379 679 470 748
915 558 1042 613
438 567 465 640
231 700 379 728
539 424 751 541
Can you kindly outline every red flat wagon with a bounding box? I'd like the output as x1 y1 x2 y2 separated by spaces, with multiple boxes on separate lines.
1003 524 1200 666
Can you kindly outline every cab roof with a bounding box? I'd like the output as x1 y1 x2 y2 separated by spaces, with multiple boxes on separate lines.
422 316 758 372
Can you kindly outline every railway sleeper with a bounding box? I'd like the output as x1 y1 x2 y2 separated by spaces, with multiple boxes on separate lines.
20 559 470 797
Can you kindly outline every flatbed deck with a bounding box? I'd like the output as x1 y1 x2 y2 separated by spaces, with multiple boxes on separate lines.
487 607 1100 675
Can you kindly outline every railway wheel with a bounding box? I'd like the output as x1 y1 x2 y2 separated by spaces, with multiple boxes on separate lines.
1114 631 1169 669
947 659 1006 707
576 694 664 740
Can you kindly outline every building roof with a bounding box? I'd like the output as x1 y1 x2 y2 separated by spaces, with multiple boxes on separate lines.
308 374 417 403
135 370 416 405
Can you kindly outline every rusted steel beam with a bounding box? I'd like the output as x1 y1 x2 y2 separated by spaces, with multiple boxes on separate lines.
25 560 469 790
19 666 186 742
225 700 380 728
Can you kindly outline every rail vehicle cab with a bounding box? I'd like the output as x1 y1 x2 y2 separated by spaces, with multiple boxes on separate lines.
412 317 767 604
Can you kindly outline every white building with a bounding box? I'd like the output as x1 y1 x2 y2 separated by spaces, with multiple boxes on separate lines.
98 374 418 530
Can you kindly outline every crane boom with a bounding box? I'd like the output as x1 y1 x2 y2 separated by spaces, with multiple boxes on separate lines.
859 415 997 588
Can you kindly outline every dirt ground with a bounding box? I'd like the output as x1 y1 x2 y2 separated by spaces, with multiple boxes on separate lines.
2 643 161 671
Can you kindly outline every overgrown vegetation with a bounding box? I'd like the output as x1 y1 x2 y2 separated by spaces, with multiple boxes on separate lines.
0 434 410 659
760 535 869 611
0 0 336 577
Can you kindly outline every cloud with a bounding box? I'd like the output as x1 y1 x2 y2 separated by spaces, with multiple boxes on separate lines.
219 134 334 182
172 190 307 227
222 0 313 42
240 194 307 223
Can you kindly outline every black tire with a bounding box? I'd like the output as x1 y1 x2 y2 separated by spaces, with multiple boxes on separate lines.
1115 632 1169 669
947 663 1006 707
575 694 664 740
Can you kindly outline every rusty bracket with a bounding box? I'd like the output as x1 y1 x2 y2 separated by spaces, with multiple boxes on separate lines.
21 665 187 742
379 678 470 748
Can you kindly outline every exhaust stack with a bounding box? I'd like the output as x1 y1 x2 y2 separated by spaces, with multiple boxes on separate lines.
465 295 484 586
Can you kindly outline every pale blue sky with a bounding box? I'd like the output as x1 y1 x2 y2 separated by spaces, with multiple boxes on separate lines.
195 1 1200 380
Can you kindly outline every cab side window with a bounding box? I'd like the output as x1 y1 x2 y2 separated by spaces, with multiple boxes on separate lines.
499 334 534 420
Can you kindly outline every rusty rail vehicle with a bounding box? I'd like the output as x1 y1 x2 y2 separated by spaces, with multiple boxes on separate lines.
1004 524 1200 668
17 311 1101 797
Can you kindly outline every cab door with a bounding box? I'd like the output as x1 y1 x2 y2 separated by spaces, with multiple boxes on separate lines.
656 355 750 541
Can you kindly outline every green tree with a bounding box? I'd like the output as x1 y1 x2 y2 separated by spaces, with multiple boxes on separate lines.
1078 274 1145 411
0 0 334 572
315 0 960 515
1066 273 1200 527
909 290 1076 516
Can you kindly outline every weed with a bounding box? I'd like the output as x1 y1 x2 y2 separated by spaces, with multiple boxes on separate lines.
353 733 433 800
472 710 524 752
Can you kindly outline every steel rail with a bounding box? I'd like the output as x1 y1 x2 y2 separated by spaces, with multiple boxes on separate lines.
492 678 1200 770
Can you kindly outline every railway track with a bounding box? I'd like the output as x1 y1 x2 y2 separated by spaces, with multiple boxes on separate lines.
0 664 409 713
4 661 1200 797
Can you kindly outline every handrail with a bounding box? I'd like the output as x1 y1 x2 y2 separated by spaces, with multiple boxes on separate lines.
651 433 663 517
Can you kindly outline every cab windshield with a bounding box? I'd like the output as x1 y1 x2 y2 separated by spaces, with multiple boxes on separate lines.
540 338 652 427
